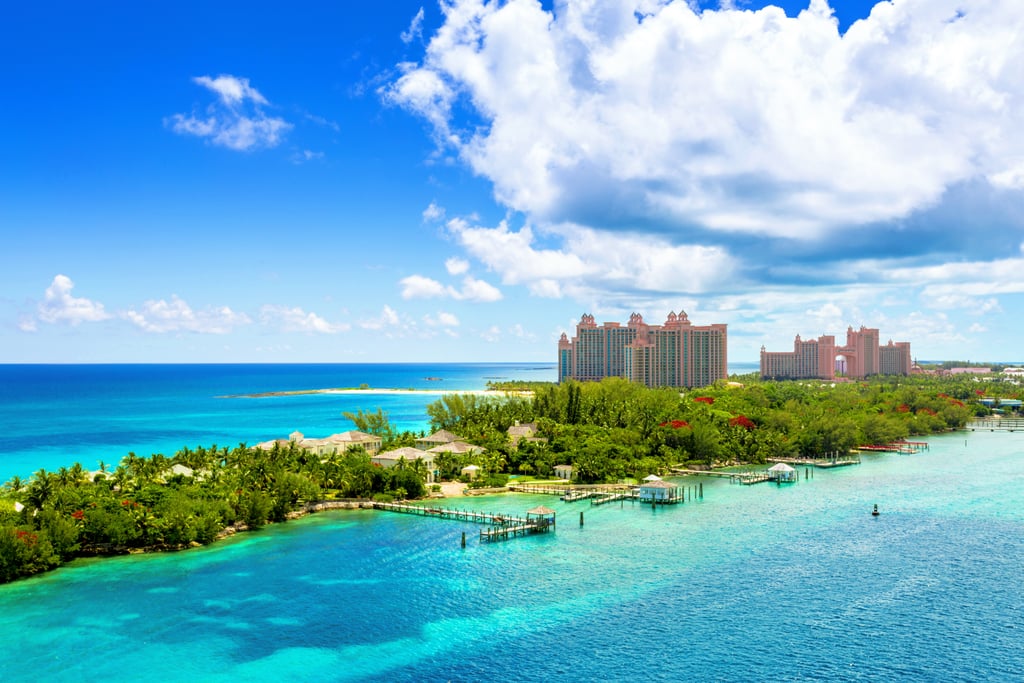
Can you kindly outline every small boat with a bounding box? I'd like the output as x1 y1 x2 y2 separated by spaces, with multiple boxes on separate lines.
872 504 880 516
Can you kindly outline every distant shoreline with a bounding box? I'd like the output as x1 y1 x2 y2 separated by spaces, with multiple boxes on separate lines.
223 388 534 399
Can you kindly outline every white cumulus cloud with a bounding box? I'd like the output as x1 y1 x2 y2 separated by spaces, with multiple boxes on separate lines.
399 272 502 302
125 296 251 334
167 74 291 151
387 0 1024 238
447 216 735 298
259 305 349 334
359 305 402 330
445 257 469 275
36 275 111 326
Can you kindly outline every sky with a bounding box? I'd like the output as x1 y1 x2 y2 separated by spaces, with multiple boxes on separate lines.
3 0 1023 364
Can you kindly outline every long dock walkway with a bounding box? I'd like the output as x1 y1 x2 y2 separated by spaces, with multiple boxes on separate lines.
373 501 555 543
668 468 735 478
968 419 1024 432
766 455 861 468
372 501 528 526
591 491 636 506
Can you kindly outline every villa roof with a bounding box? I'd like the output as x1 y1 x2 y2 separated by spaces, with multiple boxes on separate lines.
325 430 380 443
256 438 290 451
643 474 662 481
527 505 556 515
768 462 795 472
419 429 462 443
507 422 537 437
376 447 433 461
428 440 483 455
554 464 573 471
640 479 677 489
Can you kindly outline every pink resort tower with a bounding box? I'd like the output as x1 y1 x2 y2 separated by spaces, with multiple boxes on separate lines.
558 311 728 388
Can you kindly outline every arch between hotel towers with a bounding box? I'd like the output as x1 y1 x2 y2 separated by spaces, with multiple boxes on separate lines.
759 326 911 380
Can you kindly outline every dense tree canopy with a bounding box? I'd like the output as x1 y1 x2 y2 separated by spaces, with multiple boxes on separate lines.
2 372 1004 582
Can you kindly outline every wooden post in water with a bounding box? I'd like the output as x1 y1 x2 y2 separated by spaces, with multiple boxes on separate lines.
461 531 466 548
699 482 703 499
580 511 584 527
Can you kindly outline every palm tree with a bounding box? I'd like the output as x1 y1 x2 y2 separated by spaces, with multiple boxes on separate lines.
26 469 54 510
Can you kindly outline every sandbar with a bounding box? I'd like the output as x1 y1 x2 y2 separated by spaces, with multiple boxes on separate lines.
224 388 532 399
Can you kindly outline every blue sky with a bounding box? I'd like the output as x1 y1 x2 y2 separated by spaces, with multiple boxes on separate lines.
3 0 1022 364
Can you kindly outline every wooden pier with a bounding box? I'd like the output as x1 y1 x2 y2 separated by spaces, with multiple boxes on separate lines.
766 454 861 468
856 441 928 454
507 483 634 502
373 501 529 525
590 491 636 506
668 468 735 478
507 483 571 495
968 419 1024 432
730 471 772 485
372 501 555 543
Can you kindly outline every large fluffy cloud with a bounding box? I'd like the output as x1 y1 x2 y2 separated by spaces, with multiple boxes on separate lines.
444 216 737 298
386 0 1024 239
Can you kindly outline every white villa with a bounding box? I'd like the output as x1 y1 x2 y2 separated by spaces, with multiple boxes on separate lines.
415 429 463 450
257 430 383 457
373 446 438 483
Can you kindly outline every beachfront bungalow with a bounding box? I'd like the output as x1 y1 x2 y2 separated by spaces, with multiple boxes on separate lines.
767 462 797 483
638 479 683 504
554 464 574 481
416 429 463 450
373 447 438 484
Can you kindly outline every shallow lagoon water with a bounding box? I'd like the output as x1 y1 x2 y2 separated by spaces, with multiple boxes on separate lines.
1 365 1021 681
2 432 1022 681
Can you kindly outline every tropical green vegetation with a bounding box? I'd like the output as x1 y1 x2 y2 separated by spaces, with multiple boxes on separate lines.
432 374 1001 485
1 372 1011 583
0 442 425 583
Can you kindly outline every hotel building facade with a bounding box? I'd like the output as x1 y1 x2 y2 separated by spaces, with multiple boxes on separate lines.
760 326 911 380
558 311 728 388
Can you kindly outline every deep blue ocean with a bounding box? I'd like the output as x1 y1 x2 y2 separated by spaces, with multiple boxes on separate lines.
0 363 558 481
2 363 1020 681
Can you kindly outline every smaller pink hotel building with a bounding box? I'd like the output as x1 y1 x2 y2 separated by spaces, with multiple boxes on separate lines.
760 326 911 380
558 311 728 388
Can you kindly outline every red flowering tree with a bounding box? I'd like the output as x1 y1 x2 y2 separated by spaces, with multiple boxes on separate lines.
729 415 756 430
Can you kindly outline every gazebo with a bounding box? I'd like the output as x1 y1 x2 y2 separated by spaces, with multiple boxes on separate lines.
460 464 481 481
767 462 797 483
526 505 556 531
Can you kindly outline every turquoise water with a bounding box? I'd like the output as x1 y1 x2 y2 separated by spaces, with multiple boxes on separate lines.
0 363 556 480
1 365 1021 680
1 431 1022 681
